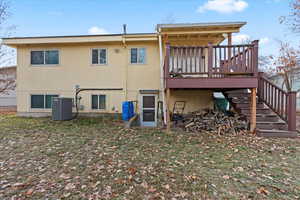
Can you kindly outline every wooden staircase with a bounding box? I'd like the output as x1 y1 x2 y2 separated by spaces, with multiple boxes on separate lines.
224 89 298 138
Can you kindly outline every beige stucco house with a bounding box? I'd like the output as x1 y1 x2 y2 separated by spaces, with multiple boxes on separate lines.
3 22 249 127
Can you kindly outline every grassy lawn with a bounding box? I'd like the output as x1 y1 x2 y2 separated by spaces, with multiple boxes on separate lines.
0 114 299 200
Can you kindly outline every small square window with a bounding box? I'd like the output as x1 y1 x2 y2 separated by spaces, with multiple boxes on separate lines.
92 49 107 65
91 95 106 110
130 48 146 64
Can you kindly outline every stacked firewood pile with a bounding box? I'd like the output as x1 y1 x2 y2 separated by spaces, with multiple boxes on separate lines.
182 109 249 135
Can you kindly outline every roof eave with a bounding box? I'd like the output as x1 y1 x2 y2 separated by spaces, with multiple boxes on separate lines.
156 22 247 31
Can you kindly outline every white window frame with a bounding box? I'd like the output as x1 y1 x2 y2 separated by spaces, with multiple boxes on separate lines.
30 49 60 66
130 47 147 65
91 94 107 110
30 94 59 110
91 48 108 66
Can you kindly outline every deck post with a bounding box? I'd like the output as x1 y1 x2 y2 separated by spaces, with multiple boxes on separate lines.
250 88 257 133
227 33 232 58
287 91 297 131
251 40 259 77
257 72 264 99
164 43 171 79
166 88 171 133
208 43 213 77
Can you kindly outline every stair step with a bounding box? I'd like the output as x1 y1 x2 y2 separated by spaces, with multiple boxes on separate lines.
245 114 279 122
234 102 265 109
231 98 262 104
257 129 298 138
241 108 272 115
256 122 287 130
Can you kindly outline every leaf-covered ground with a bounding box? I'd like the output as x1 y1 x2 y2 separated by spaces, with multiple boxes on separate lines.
0 114 299 200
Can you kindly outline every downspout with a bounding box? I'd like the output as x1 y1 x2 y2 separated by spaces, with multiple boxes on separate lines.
122 25 128 101
158 30 167 125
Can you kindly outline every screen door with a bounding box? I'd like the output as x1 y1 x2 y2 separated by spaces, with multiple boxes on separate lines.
140 94 157 127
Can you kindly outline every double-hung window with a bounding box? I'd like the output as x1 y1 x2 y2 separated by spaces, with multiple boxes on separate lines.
31 94 59 109
92 48 107 65
130 48 146 64
31 50 59 65
91 95 106 110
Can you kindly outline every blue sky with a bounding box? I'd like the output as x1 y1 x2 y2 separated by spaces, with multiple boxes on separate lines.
6 0 299 55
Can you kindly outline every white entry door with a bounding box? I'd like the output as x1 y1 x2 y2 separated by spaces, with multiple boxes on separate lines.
140 94 157 127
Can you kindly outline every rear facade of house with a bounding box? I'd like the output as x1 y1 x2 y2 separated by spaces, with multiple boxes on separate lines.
3 22 298 137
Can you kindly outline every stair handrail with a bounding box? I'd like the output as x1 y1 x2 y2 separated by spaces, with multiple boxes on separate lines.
258 72 297 131
166 41 258 77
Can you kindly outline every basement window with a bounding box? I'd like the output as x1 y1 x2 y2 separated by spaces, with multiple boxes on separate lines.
130 48 146 64
31 94 59 109
31 50 59 65
92 49 107 65
91 95 106 110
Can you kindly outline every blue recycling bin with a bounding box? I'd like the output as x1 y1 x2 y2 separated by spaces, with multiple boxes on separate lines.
122 101 134 121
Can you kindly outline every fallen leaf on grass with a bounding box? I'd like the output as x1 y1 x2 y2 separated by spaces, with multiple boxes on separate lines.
64 193 71 198
257 187 270 195
141 181 148 189
65 183 75 190
26 188 34 195
164 184 170 190
12 182 26 188
128 167 137 175
148 186 156 193
223 175 230 180
59 173 70 180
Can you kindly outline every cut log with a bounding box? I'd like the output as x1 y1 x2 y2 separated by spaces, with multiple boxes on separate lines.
182 109 248 135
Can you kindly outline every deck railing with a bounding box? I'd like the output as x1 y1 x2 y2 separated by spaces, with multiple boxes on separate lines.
164 40 259 78
258 72 297 131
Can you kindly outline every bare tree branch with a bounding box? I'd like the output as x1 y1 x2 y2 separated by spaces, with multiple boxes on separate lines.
280 0 300 34
0 0 15 95
271 41 300 92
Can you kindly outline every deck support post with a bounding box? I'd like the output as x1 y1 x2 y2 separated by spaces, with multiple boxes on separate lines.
250 88 257 133
287 91 297 131
208 43 213 77
227 33 232 59
166 88 171 133
252 40 259 77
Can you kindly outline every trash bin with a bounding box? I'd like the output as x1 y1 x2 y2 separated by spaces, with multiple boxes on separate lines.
122 101 134 121
214 98 228 112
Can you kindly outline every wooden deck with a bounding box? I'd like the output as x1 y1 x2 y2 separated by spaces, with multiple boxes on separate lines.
166 77 258 89
163 41 259 89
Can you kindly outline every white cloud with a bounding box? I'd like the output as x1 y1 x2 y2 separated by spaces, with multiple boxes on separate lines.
197 0 248 14
232 34 250 44
88 26 109 35
232 34 271 46
260 37 270 45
